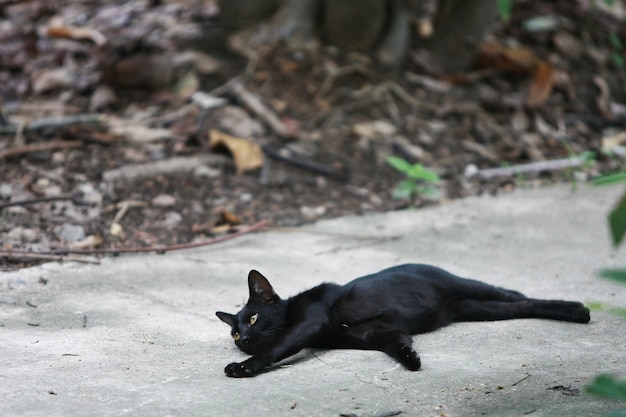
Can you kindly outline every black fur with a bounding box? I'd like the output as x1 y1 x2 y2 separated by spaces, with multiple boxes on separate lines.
216 264 590 377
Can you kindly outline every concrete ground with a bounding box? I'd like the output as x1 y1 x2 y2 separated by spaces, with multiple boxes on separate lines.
1 184 625 417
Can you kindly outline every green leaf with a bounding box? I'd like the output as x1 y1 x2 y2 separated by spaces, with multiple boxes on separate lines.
497 0 513 22
599 268 626 284
387 156 412 174
407 164 440 182
586 375 626 401
391 180 415 199
609 191 626 247
612 52 625 70
421 186 442 199
586 301 626 319
609 32 624 50
593 173 626 186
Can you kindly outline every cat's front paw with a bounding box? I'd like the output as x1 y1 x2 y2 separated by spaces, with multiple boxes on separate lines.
399 345 421 371
225 362 254 378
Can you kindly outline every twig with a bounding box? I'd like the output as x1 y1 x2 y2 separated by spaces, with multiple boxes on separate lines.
229 80 293 138
102 155 227 182
0 192 95 209
1 219 269 257
512 373 531 387
0 140 82 160
316 63 375 99
468 157 586 179
386 81 439 111
261 145 350 182
0 114 104 136
0 252 100 264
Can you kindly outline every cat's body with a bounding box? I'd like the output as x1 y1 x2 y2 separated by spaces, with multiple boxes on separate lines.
216 264 590 377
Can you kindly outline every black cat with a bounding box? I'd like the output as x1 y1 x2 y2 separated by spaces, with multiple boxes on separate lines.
216 264 590 377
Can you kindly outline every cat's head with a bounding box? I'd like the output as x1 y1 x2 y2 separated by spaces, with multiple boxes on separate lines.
216 269 286 355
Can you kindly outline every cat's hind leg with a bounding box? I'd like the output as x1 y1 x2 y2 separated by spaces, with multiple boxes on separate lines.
338 324 421 370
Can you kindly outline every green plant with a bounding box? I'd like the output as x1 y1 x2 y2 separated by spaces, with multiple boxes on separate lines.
497 0 513 23
387 156 440 200
586 375 626 417
588 172 626 414
609 30 625 70
593 172 626 247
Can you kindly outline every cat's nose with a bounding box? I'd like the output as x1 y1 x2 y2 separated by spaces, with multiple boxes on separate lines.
240 336 250 344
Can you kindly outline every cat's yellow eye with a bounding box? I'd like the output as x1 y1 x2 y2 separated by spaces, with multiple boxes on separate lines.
233 332 240 341
249 313 258 326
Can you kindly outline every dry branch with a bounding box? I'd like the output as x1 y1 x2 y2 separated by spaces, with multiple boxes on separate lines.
0 140 82 160
0 114 104 135
469 157 586 179
229 80 293 138
0 219 269 257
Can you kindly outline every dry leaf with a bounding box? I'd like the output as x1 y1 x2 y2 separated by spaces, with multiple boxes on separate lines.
210 224 232 235
527 61 555 108
475 42 540 74
209 129 264 175
602 131 626 153
107 116 172 143
47 25 107 46
32 67 75 94
593 75 611 116
352 120 397 138
69 234 103 250
217 210 241 226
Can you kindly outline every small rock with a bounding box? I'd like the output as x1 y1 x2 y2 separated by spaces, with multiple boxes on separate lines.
156 211 183 228
239 193 253 203
464 164 479 178
57 224 86 244
214 106 265 138
301 205 326 220
89 85 117 112
552 31 582 59
6 227 39 243
151 194 176 207
0 183 12 199
77 183 102 205
193 165 221 179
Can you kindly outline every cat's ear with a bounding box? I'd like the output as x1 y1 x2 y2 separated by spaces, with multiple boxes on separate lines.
248 270 281 305
216 311 237 328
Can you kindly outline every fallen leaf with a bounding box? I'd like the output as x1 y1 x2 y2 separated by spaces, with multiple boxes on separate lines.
602 131 626 154
151 194 176 207
352 120 397 138
69 235 103 250
47 24 107 46
32 67 75 94
107 117 172 143
173 51 221 74
101 48 173 89
593 75 611 116
110 222 125 238
527 61 555 108
209 129 264 175
216 210 241 226
552 30 582 59
210 224 232 235
174 70 199 100
475 42 540 74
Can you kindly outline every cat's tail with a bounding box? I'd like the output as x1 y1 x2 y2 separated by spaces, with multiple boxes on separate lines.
455 299 591 324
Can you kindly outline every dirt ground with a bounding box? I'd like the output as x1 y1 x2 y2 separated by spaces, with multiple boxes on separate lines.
1 0 625 270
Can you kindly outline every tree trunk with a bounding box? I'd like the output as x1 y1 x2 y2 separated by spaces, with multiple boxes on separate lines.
423 0 498 73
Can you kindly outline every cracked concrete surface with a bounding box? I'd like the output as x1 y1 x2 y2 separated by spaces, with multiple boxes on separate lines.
1 184 625 416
